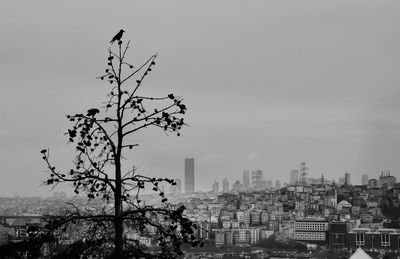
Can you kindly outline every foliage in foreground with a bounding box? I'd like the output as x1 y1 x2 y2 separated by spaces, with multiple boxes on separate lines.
34 31 202 258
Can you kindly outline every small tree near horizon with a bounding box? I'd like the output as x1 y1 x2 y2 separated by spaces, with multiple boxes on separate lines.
40 31 201 258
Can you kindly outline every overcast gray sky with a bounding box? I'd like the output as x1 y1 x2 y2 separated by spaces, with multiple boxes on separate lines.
1 0 400 196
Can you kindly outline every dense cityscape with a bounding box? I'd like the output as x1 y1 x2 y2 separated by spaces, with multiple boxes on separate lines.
1 158 400 258
2 0 400 257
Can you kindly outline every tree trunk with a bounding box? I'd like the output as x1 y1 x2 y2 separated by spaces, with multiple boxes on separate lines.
114 159 123 257
114 211 123 257
114 73 124 257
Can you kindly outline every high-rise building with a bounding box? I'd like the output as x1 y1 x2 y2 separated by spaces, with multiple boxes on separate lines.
212 180 219 194
252 170 263 190
275 180 281 188
184 158 194 193
222 178 230 193
379 170 396 187
345 172 350 185
242 170 250 190
232 180 242 192
298 162 308 185
361 174 369 186
290 169 298 185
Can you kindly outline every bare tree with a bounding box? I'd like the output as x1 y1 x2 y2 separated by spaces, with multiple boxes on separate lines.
40 31 201 258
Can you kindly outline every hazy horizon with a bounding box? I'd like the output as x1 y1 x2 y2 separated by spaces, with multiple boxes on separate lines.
1 0 400 196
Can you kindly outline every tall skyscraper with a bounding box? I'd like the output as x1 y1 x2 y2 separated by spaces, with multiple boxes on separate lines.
345 172 350 185
290 169 299 185
212 180 219 194
275 180 281 188
243 170 250 190
361 174 369 186
252 170 263 190
184 158 194 193
222 178 230 193
298 162 308 185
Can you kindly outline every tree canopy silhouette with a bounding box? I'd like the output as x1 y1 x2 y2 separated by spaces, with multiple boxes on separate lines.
39 31 201 258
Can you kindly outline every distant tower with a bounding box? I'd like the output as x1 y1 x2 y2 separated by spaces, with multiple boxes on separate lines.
243 170 250 190
252 170 263 189
222 178 229 193
212 180 219 194
232 180 242 192
290 169 298 185
362 174 369 186
345 172 350 186
184 158 195 193
320 174 325 185
298 162 308 185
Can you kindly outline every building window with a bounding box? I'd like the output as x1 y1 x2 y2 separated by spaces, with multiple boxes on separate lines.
356 233 365 246
381 234 390 247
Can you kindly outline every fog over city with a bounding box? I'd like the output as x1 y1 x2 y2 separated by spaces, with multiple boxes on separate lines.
1 0 400 196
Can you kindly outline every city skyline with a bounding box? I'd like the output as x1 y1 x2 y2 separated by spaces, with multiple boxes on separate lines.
207 167 394 192
0 158 396 197
1 1 400 196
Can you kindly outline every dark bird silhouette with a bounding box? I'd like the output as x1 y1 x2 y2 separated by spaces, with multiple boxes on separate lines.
86 108 100 117
110 29 125 44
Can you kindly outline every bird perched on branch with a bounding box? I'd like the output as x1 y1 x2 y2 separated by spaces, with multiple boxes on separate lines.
110 29 125 44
